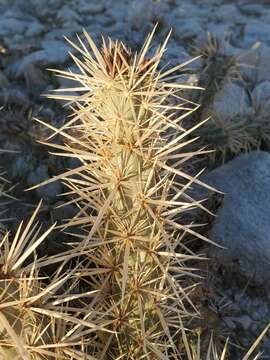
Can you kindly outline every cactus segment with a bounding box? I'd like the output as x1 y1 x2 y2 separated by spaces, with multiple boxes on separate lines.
33 28 218 359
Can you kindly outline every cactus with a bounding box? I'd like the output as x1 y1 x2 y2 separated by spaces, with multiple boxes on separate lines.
191 34 244 165
31 27 221 359
188 34 260 165
0 201 104 360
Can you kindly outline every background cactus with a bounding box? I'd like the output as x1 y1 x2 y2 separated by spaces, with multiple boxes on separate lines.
187 34 270 166
0 201 104 360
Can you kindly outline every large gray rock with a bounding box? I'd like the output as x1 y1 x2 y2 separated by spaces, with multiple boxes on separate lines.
205 151 270 287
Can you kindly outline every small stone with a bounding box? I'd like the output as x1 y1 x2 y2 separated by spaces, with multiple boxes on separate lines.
174 18 202 41
235 42 261 83
23 63 47 93
52 200 77 222
27 164 62 202
56 65 80 89
0 87 30 106
0 15 28 37
12 40 70 78
0 71 10 88
216 4 244 23
10 153 35 179
205 80 250 121
11 51 47 78
204 23 233 43
237 43 270 84
57 6 81 24
41 39 70 63
20 0 63 13
234 315 253 331
45 28 77 41
25 21 45 37
257 44 270 83
129 0 168 33
238 3 264 16
175 3 199 18
252 81 270 111
223 317 237 330
79 1 105 14
244 20 270 47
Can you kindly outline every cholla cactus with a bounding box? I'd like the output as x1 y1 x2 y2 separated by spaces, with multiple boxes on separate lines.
189 34 270 165
0 201 103 360
32 27 217 359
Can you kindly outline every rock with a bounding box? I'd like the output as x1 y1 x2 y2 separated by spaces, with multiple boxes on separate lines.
204 23 233 43
11 40 70 78
56 65 80 88
0 15 28 37
256 44 270 83
11 51 47 78
129 0 169 35
52 200 77 222
78 1 105 14
0 87 30 106
223 317 236 330
216 4 244 24
236 43 270 84
41 39 71 62
234 315 253 331
160 42 186 68
25 21 45 37
19 0 63 13
205 80 250 121
175 3 199 18
57 6 81 24
10 152 35 179
238 3 265 16
205 151 270 287
234 42 261 83
244 20 270 47
0 71 10 89
173 18 202 42
23 63 48 94
44 28 78 41
27 164 62 202
252 81 270 111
